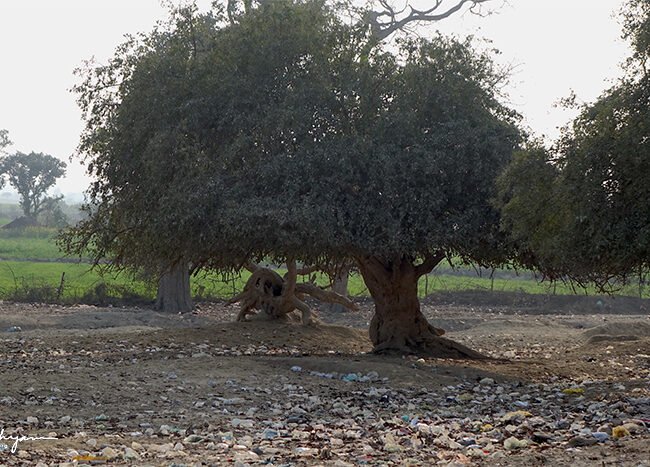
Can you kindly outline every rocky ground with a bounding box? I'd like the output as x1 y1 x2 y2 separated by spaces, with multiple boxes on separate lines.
0 294 649 466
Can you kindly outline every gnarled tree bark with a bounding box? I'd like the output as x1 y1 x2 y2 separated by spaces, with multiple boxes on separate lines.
228 260 357 324
357 254 485 359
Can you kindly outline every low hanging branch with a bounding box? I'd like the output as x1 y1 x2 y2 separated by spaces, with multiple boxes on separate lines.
227 261 358 325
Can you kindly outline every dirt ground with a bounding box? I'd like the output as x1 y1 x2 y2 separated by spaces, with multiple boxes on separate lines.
0 294 649 466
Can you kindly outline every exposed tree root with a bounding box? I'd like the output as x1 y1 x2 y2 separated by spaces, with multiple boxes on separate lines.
372 334 487 359
228 262 357 325
369 313 485 359
295 282 358 311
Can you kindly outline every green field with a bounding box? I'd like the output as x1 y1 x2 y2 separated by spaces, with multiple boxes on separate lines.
0 226 646 303
0 227 65 260
0 260 252 303
0 260 588 303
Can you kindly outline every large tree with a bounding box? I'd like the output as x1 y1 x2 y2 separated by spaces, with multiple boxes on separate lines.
227 0 499 302
64 0 521 356
0 151 66 219
220 33 521 356
497 0 650 289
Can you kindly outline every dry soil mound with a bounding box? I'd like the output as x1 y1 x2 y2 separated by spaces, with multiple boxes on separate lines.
151 320 373 355
582 320 650 344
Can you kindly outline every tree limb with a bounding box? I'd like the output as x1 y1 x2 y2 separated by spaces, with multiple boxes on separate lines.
368 0 493 42
415 250 446 278
290 296 312 325
283 258 297 298
295 282 359 311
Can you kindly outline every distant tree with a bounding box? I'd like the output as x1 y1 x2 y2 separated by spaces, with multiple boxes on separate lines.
497 0 650 288
0 129 10 155
64 1 523 356
0 152 67 219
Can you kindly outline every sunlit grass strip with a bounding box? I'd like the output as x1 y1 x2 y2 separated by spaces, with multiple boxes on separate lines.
0 260 647 303
0 261 151 300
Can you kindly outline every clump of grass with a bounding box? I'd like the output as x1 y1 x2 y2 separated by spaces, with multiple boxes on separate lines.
3 277 59 302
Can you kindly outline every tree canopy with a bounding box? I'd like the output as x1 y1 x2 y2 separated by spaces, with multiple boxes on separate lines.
0 151 66 219
64 0 522 355
497 0 650 288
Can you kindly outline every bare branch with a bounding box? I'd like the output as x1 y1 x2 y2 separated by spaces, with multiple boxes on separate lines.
367 0 493 42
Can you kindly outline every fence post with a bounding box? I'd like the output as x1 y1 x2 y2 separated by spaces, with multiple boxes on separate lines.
56 272 65 301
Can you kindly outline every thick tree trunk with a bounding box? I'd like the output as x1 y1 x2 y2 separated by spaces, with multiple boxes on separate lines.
155 261 193 313
327 265 350 313
357 255 485 359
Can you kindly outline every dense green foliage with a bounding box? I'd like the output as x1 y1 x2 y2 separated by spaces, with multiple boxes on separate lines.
65 0 521 275
621 0 650 67
497 0 650 287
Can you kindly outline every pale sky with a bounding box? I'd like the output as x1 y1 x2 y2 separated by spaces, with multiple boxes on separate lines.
0 0 630 198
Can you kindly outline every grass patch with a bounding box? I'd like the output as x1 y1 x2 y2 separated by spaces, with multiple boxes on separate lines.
0 261 152 302
0 261 255 304
0 227 64 260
